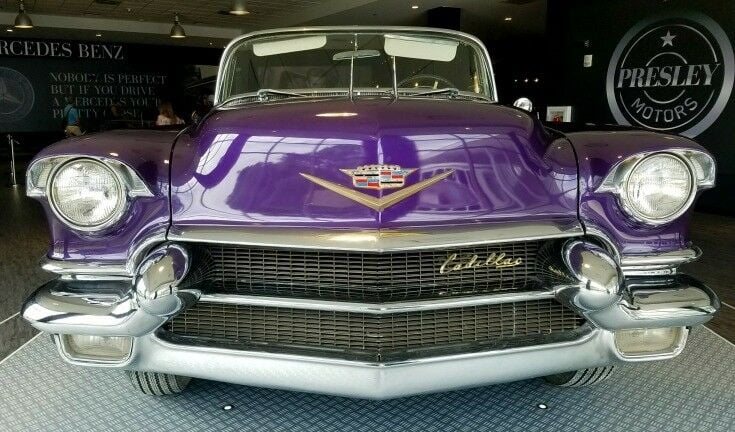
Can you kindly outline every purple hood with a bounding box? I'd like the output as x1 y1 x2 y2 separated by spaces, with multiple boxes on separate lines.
170 98 579 229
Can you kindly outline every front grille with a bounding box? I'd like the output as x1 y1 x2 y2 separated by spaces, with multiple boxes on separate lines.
182 241 544 301
163 299 584 361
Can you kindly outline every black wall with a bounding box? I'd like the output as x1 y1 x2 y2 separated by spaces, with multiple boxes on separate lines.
0 39 222 169
546 0 735 214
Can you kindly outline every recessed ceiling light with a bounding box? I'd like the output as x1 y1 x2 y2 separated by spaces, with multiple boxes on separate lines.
411 5 419 9
504 17 513 21
229 0 250 15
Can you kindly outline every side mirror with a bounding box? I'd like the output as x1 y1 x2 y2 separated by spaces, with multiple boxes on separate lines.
513 97 533 112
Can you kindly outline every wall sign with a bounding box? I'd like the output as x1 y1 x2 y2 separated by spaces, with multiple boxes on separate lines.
0 66 35 123
606 13 734 137
0 38 125 60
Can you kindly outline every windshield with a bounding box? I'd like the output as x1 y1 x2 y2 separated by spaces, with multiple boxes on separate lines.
217 30 493 103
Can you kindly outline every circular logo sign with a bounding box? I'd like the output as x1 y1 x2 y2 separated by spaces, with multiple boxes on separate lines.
607 13 734 137
0 67 35 123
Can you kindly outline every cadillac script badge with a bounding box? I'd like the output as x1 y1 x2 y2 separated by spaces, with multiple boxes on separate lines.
439 252 523 274
340 165 417 190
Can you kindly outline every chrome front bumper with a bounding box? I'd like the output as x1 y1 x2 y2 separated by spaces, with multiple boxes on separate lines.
65 327 632 399
22 240 720 399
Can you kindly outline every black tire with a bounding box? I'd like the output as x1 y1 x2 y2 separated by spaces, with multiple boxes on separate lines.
127 370 191 395
543 366 615 387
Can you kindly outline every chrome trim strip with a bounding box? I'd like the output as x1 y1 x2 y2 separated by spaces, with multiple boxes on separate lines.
167 220 584 252
620 247 701 268
41 257 129 277
215 26 499 104
39 233 167 278
198 290 556 314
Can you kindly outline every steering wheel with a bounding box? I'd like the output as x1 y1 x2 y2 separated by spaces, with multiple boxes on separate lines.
398 74 456 90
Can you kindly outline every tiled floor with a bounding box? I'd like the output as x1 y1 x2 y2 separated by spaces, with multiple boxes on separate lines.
1 326 733 432
0 185 50 360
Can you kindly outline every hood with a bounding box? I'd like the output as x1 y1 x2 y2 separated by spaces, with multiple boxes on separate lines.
170 98 579 229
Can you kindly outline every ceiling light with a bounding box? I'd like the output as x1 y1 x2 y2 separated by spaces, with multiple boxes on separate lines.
229 0 250 15
14 1 34 29
411 5 419 9
6 28 13 32
504 17 513 21
95 33 102 37
170 13 186 39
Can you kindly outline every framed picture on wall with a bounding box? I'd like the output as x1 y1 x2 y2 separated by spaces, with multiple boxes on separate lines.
546 106 573 123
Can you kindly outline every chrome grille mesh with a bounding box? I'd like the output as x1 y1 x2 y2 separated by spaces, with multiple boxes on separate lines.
184 241 543 301
165 299 584 360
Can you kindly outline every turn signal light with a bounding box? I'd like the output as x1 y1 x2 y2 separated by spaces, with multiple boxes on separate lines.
614 327 685 357
61 335 133 363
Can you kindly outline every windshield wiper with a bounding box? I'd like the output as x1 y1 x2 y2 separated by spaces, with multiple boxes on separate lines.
221 89 307 106
402 87 492 102
406 87 461 98
255 88 307 101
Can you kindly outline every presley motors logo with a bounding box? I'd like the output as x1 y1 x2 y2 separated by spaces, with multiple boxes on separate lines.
606 13 734 137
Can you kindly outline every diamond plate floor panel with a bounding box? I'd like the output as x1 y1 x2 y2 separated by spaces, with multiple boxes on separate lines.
1 327 733 432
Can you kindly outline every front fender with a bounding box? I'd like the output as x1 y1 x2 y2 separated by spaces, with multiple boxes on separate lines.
28 129 179 264
566 129 712 255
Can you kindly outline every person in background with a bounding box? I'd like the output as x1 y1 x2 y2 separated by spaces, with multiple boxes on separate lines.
156 101 184 126
62 96 83 137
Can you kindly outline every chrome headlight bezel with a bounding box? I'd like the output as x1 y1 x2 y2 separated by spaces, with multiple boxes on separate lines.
27 156 153 232
597 150 715 226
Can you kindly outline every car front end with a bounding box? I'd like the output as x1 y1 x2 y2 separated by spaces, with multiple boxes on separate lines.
21 27 719 399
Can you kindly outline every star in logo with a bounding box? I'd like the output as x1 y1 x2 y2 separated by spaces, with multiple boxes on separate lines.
661 30 676 47
0 78 23 107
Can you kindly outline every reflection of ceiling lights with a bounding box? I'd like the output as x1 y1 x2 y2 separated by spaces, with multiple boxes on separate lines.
229 0 250 15
504 17 513 21
170 13 186 39
315 112 358 118
6 28 13 33
411 5 419 9
14 1 34 29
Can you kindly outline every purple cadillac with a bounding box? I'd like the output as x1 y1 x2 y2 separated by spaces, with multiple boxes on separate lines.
21 27 719 399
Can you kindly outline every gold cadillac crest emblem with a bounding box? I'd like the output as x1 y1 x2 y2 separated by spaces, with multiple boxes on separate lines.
300 165 454 212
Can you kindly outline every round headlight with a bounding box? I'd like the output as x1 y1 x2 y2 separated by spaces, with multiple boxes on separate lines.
49 159 126 230
623 154 694 223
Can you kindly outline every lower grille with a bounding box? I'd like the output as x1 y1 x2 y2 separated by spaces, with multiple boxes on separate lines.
163 299 585 361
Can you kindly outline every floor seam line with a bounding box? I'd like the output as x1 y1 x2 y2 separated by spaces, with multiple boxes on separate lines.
721 301 735 312
0 333 41 368
0 312 20 327
703 325 735 348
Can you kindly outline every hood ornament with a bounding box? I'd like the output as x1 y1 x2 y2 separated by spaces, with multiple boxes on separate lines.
300 165 454 212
